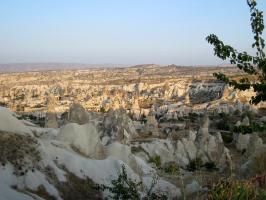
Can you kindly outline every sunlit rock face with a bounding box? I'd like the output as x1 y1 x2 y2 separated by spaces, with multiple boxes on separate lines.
64 103 90 125
45 112 58 128
0 65 263 117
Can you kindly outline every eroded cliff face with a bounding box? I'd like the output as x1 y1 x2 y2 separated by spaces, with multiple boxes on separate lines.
188 80 225 104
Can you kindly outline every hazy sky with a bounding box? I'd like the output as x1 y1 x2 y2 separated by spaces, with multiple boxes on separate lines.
0 0 265 66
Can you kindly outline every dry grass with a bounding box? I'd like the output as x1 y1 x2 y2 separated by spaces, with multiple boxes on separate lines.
251 150 266 175
0 132 41 176
59 171 102 200
43 166 102 200
27 186 57 200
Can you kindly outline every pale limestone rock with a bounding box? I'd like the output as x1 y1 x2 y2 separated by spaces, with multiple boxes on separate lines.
242 116 250 126
143 113 160 137
103 109 138 144
235 121 242 127
181 138 197 162
0 107 32 135
175 140 190 167
44 112 58 128
195 114 209 144
185 180 201 196
246 133 264 157
101 136 111 146
134 139 176 165
261 116 266 122
195 114 231 168
106 142 138 172
236 134 251 152
58 122 105 159
66 103 90 125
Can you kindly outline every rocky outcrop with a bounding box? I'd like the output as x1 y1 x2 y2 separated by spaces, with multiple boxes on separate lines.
132 114 232 170
235 133 251 152
102 109 138 144
64 103 90 125
45 112 59 128
0 107 32 135
188 81 225 104
195 115 231 169
143 113 160 137
106 142 138 172
57 122 105 159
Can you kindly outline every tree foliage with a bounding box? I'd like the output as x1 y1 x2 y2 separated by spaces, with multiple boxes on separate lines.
97 165 167 200
206 0 266 105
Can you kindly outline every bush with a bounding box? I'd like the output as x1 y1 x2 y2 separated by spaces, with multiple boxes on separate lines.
163 162 180 175
233 125 253 134
188 113 199 123
187 157 203 171
232 122 266 134
207 178 266 200
204 162 217 171
221 132 234 144
148 155 161 169
216 121 230 131
251 122 266 132
100 107 106 113
98 165 167 200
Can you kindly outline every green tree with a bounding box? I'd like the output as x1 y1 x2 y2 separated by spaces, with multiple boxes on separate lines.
206 0 265 105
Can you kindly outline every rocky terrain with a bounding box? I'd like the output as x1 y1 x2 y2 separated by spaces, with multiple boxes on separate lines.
0 65 266 199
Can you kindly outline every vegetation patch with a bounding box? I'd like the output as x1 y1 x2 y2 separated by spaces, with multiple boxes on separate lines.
204 162 218 171
207 177 266 200
98 165 167 200
59 171 102 200
221 132 234 144
186 157 203 171
0 132 41 176
148 155 161 169
27 186 57 200
163 162 180 175
43 166 102 200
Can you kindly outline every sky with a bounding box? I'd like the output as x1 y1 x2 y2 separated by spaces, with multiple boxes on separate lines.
0 0 266 66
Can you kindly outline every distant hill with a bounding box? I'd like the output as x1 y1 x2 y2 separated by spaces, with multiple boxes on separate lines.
0 63 234 73
0 63 129 72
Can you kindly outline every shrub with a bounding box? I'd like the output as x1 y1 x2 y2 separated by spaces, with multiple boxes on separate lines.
98 165 167 200
233 109 241 116
233 125 253 134
163 162 180 175
232 122 266 134
188 113 199 123
251 122 266 132
204 162 217 171
187 157 203 171
99 107 106 113
221 132 234 144
216 121 230 131
148 155 161 169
